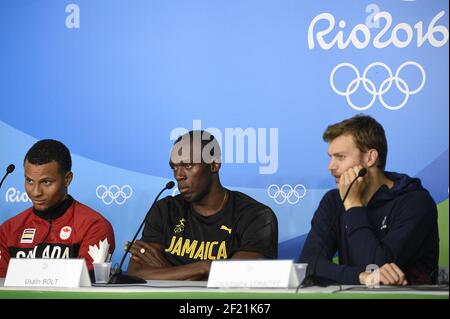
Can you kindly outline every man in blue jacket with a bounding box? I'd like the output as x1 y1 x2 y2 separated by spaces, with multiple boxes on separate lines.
300 115 439 286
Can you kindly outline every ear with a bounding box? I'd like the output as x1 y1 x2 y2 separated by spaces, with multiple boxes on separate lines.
64 172 73 188
210 161 221 174
365 149 379 168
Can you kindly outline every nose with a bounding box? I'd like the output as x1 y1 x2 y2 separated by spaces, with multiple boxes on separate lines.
173 166 186 182
28 183 43 198
328 158 337 172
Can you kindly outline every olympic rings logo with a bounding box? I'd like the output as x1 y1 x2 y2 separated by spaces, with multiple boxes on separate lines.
267 184 306 205
96 185 133 205
330 61 426 111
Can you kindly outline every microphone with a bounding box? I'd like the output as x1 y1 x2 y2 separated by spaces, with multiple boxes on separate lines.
0 164 15 190
342 167 367 203
108 181 175 284
300 167 367 288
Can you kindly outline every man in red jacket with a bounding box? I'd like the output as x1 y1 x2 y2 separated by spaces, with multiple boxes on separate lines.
0 139 115 278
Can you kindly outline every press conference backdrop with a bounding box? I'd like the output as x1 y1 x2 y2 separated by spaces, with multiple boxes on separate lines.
0 0 448 270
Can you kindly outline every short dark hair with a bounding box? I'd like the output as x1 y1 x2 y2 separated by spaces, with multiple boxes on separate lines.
24 139 72 173
174 130 216 145
174 130 221 163
323 115 388 169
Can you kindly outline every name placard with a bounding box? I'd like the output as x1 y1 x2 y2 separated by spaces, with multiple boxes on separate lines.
4 258 91 288
207 260 304 288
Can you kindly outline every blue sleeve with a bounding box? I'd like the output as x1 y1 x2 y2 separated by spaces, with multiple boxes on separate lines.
299 191 364 285
343 191 438 268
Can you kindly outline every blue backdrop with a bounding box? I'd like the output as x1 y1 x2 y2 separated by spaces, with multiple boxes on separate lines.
1 0 448 269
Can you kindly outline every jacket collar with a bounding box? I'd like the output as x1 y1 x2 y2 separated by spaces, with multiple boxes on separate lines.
33 195 74 221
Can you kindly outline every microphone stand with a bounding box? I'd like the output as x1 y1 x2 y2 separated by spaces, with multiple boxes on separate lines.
0 164 15 190
108 181 175 284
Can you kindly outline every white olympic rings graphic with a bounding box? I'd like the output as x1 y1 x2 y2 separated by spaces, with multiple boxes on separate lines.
267 184 306 205
330 61 426 111
96 185 133 205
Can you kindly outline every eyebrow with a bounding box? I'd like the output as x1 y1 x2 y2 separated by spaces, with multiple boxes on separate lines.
24 175 54 182
169 160 191 166
328 152 346 157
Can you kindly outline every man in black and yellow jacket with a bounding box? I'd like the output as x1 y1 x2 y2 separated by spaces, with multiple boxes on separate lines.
126 130 278 280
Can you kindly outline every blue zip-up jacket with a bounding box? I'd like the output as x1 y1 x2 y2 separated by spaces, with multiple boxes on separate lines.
299 172 439 285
